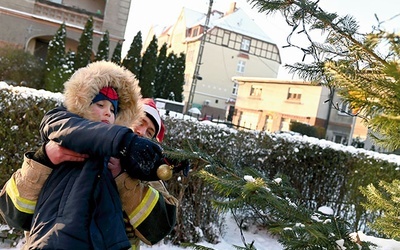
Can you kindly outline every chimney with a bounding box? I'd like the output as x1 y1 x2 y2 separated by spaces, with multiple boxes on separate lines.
226 2 237 15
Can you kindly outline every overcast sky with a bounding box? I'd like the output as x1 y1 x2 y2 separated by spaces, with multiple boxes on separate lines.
123 0 400 79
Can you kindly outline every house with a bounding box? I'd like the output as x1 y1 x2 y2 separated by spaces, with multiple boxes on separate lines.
232 76 375 150
0 0 131 59
145 2 281 119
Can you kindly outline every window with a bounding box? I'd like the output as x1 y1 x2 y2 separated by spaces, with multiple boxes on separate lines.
333 134 348 145
263 115 273 132
237 60 246 73
232 81 238 95
338 101 351 115
222 31 230 46
250 85 262 97
287 87 302 101
241 38 250 51
280 118 290 132
192 27 199 37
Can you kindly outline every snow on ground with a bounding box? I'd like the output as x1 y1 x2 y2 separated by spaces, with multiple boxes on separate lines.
3 212 400 250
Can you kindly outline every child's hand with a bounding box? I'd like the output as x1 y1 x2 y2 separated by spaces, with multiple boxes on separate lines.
108 157 122 178
119 133 163 181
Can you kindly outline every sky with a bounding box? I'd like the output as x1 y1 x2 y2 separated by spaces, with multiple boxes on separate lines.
2 82 400 249
123 0 400 79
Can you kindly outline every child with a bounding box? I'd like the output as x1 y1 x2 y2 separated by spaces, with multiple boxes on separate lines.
46 97 185 248
0 61 165 249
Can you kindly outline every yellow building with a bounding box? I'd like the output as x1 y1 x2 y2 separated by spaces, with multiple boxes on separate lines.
0 0 131 59
232 76 373 149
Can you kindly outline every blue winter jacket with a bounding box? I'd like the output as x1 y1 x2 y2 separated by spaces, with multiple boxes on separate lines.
25 106 132 249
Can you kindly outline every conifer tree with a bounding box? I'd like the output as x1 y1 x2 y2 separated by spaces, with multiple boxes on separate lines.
94 30 109 62
74 16 93 70
360 180 400 238
248 0 400 150
44 22 66 92
246 0 400 242
139 35 158 97
59 50 76 85
122 31 142 77
153 43 168 98
198 163 372 249
111 41 123 65
159 52 177 100
170 52 185 102
163 52 176 100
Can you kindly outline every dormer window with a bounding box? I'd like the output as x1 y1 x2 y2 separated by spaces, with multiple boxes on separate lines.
192 27 199 37
241 38 250 51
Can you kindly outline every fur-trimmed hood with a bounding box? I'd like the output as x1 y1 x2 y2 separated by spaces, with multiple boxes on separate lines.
63 61 143 128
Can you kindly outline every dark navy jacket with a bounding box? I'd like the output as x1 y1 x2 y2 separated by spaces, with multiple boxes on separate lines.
26 106 132 249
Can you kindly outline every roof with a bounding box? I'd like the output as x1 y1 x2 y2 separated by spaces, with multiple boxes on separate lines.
210 8 275 43
183 6 276 44
183 8 207 28
232 76 314 86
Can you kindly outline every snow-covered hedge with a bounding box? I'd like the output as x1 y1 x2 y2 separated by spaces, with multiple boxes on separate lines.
162 117 400 241
1 82 400 242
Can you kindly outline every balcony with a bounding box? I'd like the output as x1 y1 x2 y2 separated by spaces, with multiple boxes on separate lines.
34 0 103 30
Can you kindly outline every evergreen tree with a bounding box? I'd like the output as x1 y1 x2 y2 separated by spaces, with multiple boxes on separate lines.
139 35 158 97
171 52 185 102
245 0 400 243
160 51 185 102
44 22 66 92
94 30 109 62
63 50 76 79
197 162 372 249
360 180 400 239
74 16 93 70
122 31 142 77
111 41 123 65
162 52 176 100
248 0 400 150
153 43 168 98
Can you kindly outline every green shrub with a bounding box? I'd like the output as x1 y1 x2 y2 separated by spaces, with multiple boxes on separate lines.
0 46 45 89
0 89 59 187
162 118 400 242
1 85 399 245
290 121 325 138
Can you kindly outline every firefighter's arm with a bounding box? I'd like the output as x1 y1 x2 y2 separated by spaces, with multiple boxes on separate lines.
0 152 52 230
115 173 178 245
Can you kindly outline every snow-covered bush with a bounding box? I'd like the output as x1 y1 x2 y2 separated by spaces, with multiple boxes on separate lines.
0 88 60 189
1 83 400 245
162 117 400 244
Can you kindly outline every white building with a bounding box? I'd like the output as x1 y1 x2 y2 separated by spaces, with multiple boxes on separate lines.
145 2 281 119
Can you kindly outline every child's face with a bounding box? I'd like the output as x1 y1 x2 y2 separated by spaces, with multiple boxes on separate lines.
89 100 116 124
133 116 156 139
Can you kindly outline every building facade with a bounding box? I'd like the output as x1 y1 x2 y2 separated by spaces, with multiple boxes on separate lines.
147 2 281 119
0 0 131 59
232 76 374 149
